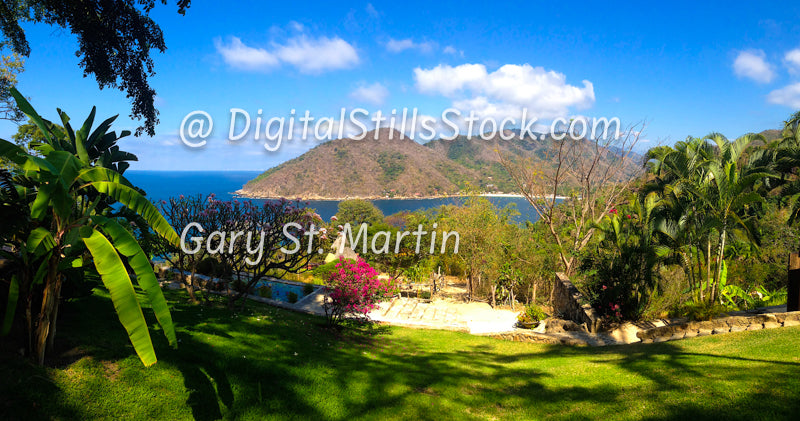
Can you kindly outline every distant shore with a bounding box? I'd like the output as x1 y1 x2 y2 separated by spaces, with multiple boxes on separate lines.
233 189 568 201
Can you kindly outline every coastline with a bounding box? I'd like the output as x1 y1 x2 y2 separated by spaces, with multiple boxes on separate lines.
233 189 568 201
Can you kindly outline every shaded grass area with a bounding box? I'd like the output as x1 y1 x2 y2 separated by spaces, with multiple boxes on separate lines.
2 288 800 420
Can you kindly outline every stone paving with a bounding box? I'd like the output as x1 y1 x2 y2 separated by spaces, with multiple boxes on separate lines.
272 289 519 335
368 297 519 334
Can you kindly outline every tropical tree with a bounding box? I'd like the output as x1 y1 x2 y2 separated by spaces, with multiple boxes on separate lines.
335 199 384 227
644 133 770 304
499 122 645 276
0 88 179 366
0 0 191 135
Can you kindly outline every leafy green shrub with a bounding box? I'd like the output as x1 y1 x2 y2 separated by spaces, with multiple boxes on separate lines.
517 304 547 328
312 260 354 280
196 256 216 276
671 301 728 321
196 256 232 278
287 292 299 303
258 285 272 299
302 283 315 295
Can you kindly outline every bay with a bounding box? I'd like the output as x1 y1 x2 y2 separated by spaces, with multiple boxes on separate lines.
125 170 541 223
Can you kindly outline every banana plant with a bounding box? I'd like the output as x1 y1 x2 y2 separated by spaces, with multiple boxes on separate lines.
0 88 179 366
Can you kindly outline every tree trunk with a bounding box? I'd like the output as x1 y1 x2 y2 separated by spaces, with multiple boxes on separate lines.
467 273 473 302
26 292 33 357
46 279 62 352
35 256 62 365
712 228 727 304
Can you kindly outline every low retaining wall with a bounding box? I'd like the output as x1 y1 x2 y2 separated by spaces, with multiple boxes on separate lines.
636 311 800 343
551 272 601 332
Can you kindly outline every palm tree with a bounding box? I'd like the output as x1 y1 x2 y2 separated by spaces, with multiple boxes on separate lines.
645 133 770 304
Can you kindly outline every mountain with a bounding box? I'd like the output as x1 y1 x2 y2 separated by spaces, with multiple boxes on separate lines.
424 130 550 193
240 128 479 199
239 128 642 200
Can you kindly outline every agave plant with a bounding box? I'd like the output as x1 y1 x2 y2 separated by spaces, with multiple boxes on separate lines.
0 88 178 366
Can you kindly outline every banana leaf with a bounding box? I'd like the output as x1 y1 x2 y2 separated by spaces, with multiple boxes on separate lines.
82 228 158 366
94 216 177 348
80 179 179 247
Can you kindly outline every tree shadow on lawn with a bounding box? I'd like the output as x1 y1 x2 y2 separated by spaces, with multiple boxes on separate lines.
8 290 800 420
157 311 800 420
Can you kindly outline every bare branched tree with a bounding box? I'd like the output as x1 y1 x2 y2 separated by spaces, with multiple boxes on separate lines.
499 120 645 277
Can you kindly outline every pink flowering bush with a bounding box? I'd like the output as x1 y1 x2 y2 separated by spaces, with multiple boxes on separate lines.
323 257 395 325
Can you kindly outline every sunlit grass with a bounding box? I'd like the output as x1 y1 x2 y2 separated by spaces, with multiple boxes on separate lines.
2 287 799 420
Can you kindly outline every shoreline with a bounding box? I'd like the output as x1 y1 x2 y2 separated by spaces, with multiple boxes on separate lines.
233 189 568 201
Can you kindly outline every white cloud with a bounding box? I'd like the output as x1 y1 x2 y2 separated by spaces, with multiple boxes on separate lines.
366 3 379 19
768 82 800 108
350 82 389 105
214 37 280 71
785 48 800 75
443 45 464 57
215 33 359 74
413 63 595 120
275 36 359 73
733 50 775 83
386 38 436 54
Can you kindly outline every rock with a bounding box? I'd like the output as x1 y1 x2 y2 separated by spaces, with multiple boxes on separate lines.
746 323 763 331
729 324 748 333
544 318 583 334
669 331 686 341
608 323 643 344
783 318 800 327
726 316 750 329
785 312 800 322
331 233 359 261
697 328 712 336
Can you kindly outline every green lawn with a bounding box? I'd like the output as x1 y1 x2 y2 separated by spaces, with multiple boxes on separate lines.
2 288 800 420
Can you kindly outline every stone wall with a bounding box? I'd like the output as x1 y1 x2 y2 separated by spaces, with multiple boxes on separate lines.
551 272 601 333
636 311 800 343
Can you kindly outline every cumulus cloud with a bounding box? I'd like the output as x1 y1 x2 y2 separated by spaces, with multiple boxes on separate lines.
350 82 389 105
768 82 800 108
443 45 464 57
733 50 775 83
386 38 436 54
215 33 359 74
413 63 595 120
214 37 280 71
785 48 800 75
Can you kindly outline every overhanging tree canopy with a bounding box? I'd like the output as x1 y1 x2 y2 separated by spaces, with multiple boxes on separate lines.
0 0 191 136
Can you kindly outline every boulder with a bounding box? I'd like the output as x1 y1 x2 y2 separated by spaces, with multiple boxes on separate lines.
544 318 583 334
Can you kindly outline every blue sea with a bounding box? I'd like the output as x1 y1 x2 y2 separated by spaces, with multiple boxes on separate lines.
125 170 542 223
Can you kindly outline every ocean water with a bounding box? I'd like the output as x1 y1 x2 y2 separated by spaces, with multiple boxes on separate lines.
125 170 542 223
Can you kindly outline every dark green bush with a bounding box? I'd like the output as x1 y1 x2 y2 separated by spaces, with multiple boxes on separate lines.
671 301 729 321
287 292 299 303
258 285 272 299
302 283 315 295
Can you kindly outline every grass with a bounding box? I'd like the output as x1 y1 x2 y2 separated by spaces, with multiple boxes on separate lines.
3 288 800 420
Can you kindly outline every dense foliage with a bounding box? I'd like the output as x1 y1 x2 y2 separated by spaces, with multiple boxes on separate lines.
322 257 394 325
0 89 178 366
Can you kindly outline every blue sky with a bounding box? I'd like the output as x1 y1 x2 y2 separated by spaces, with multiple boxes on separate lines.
2 1 800 170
